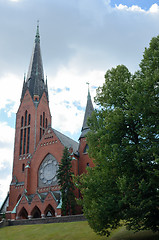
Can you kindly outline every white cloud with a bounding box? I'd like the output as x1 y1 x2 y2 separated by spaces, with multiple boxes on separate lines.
0 175 11 207
0 73 22 114
0 122 14 206
49 67 104 137
0 122 14 167
149 3 159 13
115 3 159 14
115 4 145 12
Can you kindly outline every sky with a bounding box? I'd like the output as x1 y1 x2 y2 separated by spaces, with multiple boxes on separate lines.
0 0 159 207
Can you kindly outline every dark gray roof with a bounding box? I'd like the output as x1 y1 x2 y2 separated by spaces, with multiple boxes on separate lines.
21 24 48 103
0 192 9 214
52 128 78 152
79 89 94 139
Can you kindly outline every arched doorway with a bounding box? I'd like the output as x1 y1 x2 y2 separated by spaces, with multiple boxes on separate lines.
31 206 41 218
18 207 28 219
44 204 55 217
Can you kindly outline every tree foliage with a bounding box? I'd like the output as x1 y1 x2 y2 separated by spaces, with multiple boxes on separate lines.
78 36 159 236
57 147 76 215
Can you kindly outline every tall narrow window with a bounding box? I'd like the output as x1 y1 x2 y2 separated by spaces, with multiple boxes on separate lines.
20 129 23 155
23 128 26 154
28 114 31 125
43 112 45 127
40 115 42 126
21 116 24 127
27 127 30 153
22 163 25 172
25 110 27 126
40 128 42 140
20 111 31 155
46 118 48 128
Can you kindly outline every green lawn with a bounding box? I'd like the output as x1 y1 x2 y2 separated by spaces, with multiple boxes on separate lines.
0 221 159 240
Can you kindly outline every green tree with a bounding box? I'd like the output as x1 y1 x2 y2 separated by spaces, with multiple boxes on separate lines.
57 147 76 215
78 36 159 236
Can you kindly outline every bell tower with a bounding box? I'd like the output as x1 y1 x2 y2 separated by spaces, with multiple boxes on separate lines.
7 24 51 214
78 85 94 175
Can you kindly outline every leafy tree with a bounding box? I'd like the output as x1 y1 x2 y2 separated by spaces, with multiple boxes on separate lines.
57 147 76 215
78 36 159 236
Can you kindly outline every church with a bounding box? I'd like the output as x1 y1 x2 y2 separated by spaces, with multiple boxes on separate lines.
2 25 94 220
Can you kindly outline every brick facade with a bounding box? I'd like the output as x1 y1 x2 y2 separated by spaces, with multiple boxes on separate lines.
5 26 94 220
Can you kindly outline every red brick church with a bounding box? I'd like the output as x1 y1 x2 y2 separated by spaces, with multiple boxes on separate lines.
1 25 94 220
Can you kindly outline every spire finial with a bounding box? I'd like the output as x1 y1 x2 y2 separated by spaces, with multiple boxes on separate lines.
35 20 40 43
86 82 91 100
24 73 26 83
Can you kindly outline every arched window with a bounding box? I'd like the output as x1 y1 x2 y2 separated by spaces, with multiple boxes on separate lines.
38 154 59 187
46 118 48 128
43 112 45 128
23 128 26 154
40 115 42 126
19 129 23 155
21 116 24 127
25 110 27 126
20 111 31 155
40 113 47 140
28 114 31 125
27 127 30 153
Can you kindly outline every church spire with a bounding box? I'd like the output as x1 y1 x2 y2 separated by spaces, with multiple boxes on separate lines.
79 84 94 139
21 23 48 103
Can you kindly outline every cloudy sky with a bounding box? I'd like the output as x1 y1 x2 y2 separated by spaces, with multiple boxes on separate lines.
0 0 159 207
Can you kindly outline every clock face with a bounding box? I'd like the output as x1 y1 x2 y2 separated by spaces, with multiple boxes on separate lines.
39 154 59 187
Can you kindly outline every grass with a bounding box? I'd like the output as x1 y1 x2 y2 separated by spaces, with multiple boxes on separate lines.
0 221 159 240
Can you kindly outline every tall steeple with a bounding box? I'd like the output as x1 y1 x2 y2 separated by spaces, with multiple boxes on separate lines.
21 22 48 103
79 85 94 139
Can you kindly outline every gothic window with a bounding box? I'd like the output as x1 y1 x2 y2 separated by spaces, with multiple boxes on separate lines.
43 112 45 127
23 128 26 154
40 128 42 140
21 116 24 127
27 127 30 153
25 110 27 126
28 114 31 125
19 111 31 155
19 129 23 155
38 154 59 187
40 112 47 140
40 115 42 126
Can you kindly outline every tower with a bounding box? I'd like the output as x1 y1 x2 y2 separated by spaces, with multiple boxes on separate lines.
4 25 94 220
6 25 78 220
78 86 94 175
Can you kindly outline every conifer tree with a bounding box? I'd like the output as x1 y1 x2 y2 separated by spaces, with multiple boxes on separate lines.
57 147 76 215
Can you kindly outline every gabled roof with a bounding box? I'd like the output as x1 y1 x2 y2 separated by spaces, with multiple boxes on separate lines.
79 89 94 139
21 24 48 103
52 128 78 153
0 192 9 214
